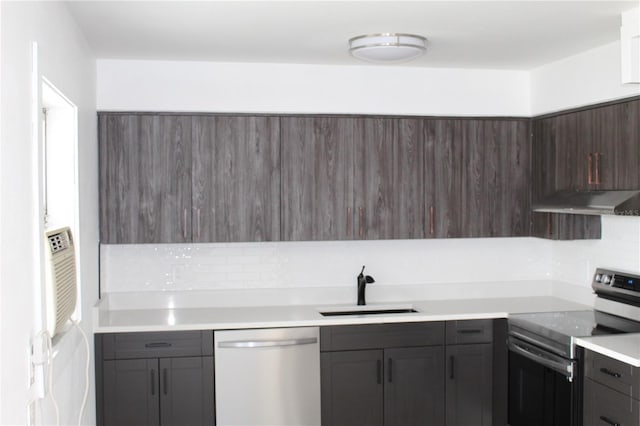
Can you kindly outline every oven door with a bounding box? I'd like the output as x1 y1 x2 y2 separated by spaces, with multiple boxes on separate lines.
508 336 580 426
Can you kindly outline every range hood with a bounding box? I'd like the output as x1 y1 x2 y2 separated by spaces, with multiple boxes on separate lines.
533 190 640 216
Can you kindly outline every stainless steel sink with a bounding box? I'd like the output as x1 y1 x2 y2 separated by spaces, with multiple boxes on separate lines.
318 305 419 317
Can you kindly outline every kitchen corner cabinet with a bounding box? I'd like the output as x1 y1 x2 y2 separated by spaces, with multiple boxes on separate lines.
95 331 215 426
281 116 424 241
531 97 640 240
424 118 531 238
320 322 446 426
99 113 280 243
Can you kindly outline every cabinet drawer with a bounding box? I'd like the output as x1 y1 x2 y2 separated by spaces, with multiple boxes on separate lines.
320 322 444 351
584 378 640 426
585 350 638 396
101 331 213 360
446 319 493 345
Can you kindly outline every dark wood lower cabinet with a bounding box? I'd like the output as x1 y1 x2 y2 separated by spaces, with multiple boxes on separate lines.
96 331 215 426
320 347 445 426
102 356 214 426
103 358 159 426
321 350 384 426
384 347 445 426
446 344 492 426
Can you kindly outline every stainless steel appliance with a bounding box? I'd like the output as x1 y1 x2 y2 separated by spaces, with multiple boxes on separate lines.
214 327 321 426
508 268 640 426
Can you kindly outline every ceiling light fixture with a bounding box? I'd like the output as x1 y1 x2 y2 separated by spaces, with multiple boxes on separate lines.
349 33 427 63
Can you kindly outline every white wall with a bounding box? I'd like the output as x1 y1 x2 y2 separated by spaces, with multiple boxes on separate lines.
1 2 97 425
96 41 640 298
97 59 531 117
530 40 640 116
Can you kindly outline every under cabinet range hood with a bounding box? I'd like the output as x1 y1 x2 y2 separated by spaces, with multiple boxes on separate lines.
533 190 640 216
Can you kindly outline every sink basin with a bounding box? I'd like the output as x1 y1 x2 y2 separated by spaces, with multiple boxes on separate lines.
318 305 419 317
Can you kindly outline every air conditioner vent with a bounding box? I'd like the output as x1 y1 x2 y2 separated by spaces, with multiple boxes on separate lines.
44 227 77 337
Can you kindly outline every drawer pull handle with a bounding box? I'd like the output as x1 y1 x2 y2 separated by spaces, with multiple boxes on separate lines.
145 342 173 349
599 367 621 378
599 416 620 426
458 329 483 334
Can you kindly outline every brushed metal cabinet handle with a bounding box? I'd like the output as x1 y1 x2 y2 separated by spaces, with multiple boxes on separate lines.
429 206 435 236
182 208 188 239
588 153 594 184
595 152 601 185
347 207 351 236
358 207 364 239
197 208 201 240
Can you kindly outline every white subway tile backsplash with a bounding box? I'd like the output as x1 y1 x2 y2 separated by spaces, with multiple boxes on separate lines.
100 217 640 300
101 238 553 294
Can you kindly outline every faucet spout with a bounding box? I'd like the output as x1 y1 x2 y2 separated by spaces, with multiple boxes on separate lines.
357 265 375 305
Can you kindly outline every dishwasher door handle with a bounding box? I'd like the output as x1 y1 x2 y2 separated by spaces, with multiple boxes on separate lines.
218 337 318 349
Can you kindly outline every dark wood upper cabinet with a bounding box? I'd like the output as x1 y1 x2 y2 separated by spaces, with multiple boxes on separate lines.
99 114 192 244
281 116 358 241
192 116 281 242
424 118 530 238
358 118 425 240
530 97 640 240
282 116 425 241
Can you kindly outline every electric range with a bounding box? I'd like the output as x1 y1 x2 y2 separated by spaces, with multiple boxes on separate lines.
507 268 640 426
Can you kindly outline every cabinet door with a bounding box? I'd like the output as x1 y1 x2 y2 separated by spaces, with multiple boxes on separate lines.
587 99 640 190
425 119 530 238
446 344 492 426
159 356 215 426
384 346 445 426
282 117 358 241
99 114 192 243
103 358 160 426
192 116 280 242
357 118 424 239
321 350 383 426
530 114 601 240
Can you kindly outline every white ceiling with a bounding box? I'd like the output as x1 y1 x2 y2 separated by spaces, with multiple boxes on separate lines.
66 1 639 70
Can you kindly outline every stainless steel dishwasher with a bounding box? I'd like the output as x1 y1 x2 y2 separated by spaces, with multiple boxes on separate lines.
214 327 321 426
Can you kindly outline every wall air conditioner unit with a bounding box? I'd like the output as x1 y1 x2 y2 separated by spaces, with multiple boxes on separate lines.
44 227 78 337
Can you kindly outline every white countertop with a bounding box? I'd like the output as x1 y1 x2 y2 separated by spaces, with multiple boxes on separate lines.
94 295 590 333
576 334 640 367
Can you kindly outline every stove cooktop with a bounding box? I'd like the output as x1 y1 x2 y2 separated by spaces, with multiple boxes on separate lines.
508 309 640 358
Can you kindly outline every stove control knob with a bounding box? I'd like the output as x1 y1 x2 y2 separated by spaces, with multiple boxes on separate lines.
595 273 603 282
602 275 612 285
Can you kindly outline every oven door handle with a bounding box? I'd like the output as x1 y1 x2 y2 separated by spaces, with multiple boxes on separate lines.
508 338 574 380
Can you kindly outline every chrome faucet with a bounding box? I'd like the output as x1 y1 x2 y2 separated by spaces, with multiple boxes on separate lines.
357 265 375 305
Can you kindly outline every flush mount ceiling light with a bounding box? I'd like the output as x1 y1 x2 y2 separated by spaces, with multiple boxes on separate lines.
349 33 427 63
